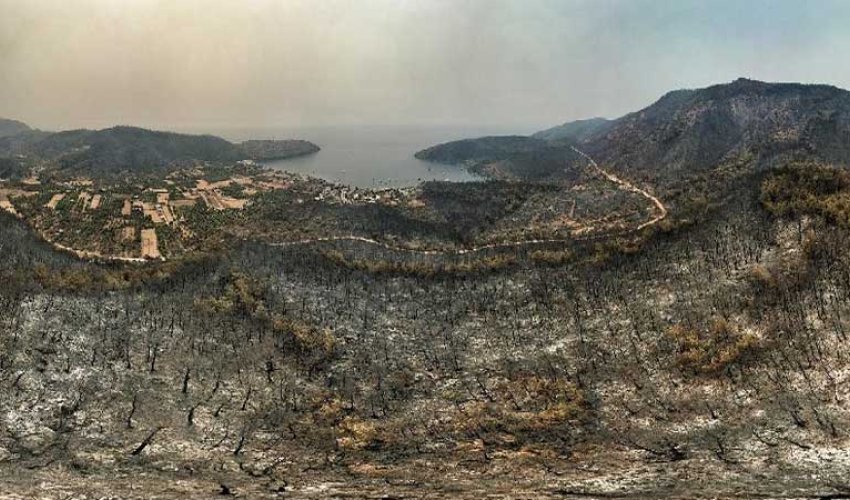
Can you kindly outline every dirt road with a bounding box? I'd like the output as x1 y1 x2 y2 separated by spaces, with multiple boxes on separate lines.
31 150 668 263
570 147 667 230
270 149 668 256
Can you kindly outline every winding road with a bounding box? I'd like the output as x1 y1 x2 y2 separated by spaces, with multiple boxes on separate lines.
570 147 668 231
18 148 667 263
0 205 150 263
267 147 668 256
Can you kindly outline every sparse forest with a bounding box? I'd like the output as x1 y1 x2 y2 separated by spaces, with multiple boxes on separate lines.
4 152 850 497
6 77 850 498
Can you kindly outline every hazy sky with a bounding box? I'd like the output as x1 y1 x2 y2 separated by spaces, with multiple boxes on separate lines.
2 0 850 132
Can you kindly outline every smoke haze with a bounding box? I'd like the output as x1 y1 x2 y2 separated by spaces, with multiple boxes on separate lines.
2 0 850 131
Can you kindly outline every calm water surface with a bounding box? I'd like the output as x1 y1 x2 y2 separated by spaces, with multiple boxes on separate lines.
208 125 534 188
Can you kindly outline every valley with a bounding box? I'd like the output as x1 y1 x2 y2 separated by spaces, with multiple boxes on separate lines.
0 138 661 264
5 79 850 498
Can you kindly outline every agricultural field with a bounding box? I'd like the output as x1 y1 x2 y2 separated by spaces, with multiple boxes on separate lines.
0 156 654 263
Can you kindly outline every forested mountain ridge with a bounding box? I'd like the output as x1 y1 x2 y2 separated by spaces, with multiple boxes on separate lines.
418 79 850 189
32 127 239 174
0 118 31 138
414 135 585 180
0 125 320 175
239 139 319 161
531 116 612 143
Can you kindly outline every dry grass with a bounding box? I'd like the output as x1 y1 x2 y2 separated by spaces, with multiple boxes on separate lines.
121 226 136 242
140 228 161 259
45 193 65 209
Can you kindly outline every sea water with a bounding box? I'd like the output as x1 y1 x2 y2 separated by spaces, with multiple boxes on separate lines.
208 124 534 188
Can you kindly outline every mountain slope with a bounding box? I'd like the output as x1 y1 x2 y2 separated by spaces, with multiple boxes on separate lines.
240 139 320 160
532 117 612 142
0 125 320 175
580 78 850 184
29 127 240 174
0 118 31 138
418 79 850 189
414 135 583 181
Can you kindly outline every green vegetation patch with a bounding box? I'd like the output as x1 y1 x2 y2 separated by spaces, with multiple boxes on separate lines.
761 162 850 225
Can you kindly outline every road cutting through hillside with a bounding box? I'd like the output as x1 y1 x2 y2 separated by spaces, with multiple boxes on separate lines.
5 149 667 262
269 148 668 256
570 147 668 231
